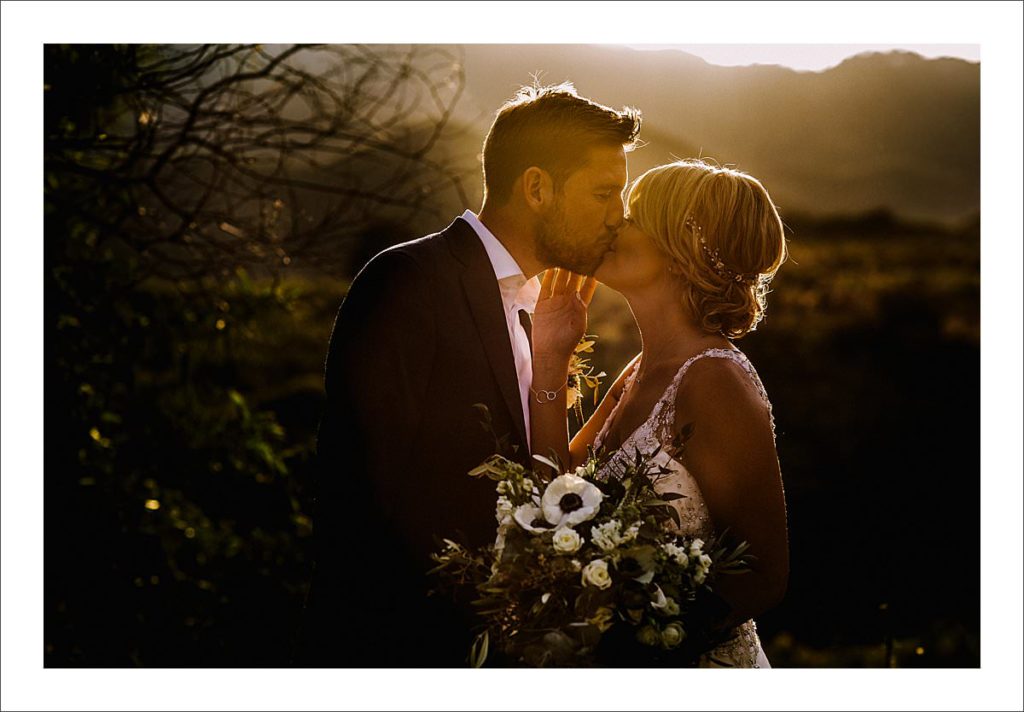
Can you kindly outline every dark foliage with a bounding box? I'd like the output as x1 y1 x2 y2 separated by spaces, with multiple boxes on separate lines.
44 44 467 666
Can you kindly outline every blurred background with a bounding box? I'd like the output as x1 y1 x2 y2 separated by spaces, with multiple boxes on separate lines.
44 43 979 667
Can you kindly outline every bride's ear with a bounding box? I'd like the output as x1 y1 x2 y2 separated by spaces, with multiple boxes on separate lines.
521 167 554 213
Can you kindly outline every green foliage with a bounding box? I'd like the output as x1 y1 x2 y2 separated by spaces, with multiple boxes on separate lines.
45 41 470 666
47 254 337 664
44 46 345 666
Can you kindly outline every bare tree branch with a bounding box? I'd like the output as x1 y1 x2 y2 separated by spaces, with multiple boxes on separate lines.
46 43 472 287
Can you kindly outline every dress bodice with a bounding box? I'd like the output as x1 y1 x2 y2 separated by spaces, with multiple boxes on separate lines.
592 347 775 668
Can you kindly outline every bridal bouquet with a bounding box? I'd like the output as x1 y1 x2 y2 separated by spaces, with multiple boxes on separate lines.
429 446 751 667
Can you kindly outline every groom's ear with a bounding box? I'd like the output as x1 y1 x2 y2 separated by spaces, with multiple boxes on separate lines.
521 167 554 213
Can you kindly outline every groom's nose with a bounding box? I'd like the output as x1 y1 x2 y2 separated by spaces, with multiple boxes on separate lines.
605 200 625 231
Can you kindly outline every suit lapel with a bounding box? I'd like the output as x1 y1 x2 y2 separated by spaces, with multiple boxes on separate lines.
445 218 529 448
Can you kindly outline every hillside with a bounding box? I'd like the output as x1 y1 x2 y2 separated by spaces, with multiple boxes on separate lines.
448 45 979 224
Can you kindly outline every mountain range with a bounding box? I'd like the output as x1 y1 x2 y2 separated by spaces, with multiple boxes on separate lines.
443 45 979 225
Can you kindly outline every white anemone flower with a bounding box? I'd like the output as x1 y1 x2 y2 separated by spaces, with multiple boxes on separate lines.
540 474 603 528
513 503 554 534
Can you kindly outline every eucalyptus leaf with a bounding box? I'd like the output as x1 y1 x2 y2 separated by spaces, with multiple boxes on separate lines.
469 631 489 668
532 453 561 473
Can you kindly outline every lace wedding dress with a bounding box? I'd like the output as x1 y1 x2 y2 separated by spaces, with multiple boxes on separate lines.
593 347 773 668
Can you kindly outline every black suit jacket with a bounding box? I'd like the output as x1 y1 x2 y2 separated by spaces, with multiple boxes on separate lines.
300 217 531 667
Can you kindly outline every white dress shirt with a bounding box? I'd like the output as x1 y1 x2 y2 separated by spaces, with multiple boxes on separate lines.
460 210 541 448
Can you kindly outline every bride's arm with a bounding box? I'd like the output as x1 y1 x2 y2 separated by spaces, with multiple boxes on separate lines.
532 351 639 473
529 348 572 471
528 269 587 473
528 269 609 474
675 358 790 630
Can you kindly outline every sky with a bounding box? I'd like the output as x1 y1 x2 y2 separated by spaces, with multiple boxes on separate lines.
617 44 980 72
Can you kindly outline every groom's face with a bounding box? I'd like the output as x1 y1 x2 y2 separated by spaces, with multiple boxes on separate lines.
535 144 628 276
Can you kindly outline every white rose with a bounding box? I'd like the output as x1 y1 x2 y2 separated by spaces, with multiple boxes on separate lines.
581 559 612 589
496 480 508 495
689 538 705 556
541 474 604 528
693 568 707 585
699 553 712 571
661 622 686 649
552 526 583 554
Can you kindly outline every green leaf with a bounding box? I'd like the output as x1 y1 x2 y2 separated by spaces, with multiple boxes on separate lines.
469 630 489 668
532 453 561 473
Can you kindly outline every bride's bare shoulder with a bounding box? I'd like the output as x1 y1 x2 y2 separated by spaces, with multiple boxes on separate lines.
675 354 767 427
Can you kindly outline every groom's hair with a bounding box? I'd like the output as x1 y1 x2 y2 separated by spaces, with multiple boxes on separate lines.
481 82 641 205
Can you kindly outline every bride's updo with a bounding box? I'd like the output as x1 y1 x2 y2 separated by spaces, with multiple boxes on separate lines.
626 159 788 338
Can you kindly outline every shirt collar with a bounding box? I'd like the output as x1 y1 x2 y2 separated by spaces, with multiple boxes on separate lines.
460 209 524 282
515 271 542 312
460 210 542 312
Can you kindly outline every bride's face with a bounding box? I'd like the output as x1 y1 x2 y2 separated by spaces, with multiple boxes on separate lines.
594 218 672 291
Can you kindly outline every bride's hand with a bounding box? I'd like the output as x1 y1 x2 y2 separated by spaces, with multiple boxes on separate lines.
531 268 599 361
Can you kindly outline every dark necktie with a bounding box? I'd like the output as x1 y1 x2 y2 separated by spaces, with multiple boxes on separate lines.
517 308 533 352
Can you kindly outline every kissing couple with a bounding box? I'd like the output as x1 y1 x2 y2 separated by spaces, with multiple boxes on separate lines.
303 82 789 668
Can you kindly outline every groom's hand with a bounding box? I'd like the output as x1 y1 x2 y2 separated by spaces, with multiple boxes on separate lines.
531 267 599 360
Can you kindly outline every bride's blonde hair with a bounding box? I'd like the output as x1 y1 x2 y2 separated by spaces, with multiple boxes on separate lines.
626 159 788 338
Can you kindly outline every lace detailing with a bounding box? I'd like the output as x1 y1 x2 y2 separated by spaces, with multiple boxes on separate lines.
592 347 774 669
593 361 641 453
700 619 765 668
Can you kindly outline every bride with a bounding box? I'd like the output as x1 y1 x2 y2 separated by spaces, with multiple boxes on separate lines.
529 158 789 668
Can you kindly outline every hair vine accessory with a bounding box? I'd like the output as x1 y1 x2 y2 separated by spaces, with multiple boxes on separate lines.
684 215 755 284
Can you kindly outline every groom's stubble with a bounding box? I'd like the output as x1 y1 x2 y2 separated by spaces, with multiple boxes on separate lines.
534 194 617 277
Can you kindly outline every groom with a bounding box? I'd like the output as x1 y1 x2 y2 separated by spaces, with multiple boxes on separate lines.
303 83 640 667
